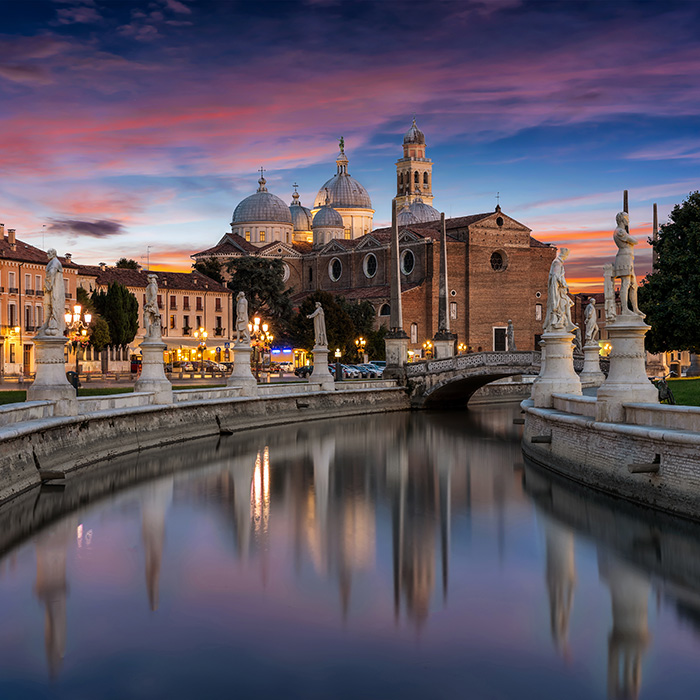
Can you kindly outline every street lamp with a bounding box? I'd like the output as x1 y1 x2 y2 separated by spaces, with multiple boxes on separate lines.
355 336 366 362
64 304 92 386
457 342 467 354
193 327 208 372
248 317 273 380
423 339 433 359
334 347 342 382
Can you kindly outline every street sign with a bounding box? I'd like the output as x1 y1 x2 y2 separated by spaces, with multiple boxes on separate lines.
224 342 230 349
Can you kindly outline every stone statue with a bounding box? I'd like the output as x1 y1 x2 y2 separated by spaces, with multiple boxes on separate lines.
613 211 642 315
235 292 251 344
143 274 162 339
38 249 65 337
339 136 344 151
307 301 328 347
544 248 576 333
584 297 599 344
603 263 616 322
507 319 516 351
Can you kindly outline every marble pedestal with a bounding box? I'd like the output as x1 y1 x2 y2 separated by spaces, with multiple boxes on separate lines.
531 330 581 408
596 314 658 423
579 343 605 387
433 332 455 359
134 338 172 404
383 333 409 381
26 334 77 416
227 342 258 396
309 346 335 390
686 353 700 377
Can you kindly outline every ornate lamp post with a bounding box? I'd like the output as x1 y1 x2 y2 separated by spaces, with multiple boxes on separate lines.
193 327 208 372
457 342 467 354
334 347 342 382
64 304 91 381
355 336 366 363
248 317 273 380
422 339 433 359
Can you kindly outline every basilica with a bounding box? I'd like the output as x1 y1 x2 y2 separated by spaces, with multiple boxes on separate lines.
193 120 555 354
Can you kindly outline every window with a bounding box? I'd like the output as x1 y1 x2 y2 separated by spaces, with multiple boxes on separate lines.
245 231 251 242
490 251 507 271
196 316 202 329
183 316 190 334
496 217 504 227
215 298 222 312
24 274 30 290
8 303 16 326
184 296 190 310
450 302 457 320
329 257 342 282
157 294 163 309
410 323 417 343
282 263 290 282
170 315 176 329
9 345 15 363
24 305 32 328
493 327 507 351
36 305 43 327
196 297 203 311
170 295 177 309
216 316 222 327
423 172 429 185
308 267 313 284
363 253 378 279
8 272 16 291
414 171 419 183
400 249 415 275
379 303 390 316
344 230 351 240
35 275 41 292
597 308 601 320
535 303 542 321
260 230 266 243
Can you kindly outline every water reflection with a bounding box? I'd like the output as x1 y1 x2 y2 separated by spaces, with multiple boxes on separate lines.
0 407 699 697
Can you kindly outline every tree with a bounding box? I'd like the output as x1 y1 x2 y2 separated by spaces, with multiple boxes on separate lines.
115 258 139 269
338 297 376 338
193 257 225 284
226 257 293 332
290 291 356 358
91 282 139 347
89 317 111 352
639 191 700 353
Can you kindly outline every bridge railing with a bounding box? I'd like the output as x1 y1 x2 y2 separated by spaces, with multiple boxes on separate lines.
405 351 541 377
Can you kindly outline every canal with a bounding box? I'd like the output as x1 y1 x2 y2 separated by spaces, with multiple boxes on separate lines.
0 403 699 699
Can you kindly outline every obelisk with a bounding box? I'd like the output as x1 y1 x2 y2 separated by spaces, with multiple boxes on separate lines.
384 199 409 380
432 213 456 358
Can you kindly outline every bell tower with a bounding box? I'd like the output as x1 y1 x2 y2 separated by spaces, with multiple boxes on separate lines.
395 118 434 210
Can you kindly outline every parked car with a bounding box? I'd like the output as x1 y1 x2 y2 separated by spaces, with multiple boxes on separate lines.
294 365 313 378
342 364 361 379
370 361 386 370
358 363 381 378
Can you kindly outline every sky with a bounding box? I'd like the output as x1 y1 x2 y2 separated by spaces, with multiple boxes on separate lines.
1 0 699 291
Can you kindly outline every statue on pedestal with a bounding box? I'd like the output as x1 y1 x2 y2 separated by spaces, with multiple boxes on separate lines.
544 248 576 333
235 292 251 344
143 274 162 340
603 263 616 322
573 326 583 354
38 249 66 337
584 297 599 344
613 212 642 316
307 302 328 347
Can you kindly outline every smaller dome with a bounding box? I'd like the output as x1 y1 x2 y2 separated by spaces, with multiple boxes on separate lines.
397 206 419 226
409 199 440 223
403 118 425 145
290 187 313 231
313 202 344 229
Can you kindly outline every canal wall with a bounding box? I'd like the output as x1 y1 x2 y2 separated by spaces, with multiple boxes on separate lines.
0 385 409 506
522 396 700 520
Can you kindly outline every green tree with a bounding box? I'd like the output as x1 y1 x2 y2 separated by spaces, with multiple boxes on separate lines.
338 297 376 338
639 191 700 353
226 257 293 332
290 291 356 358
91 282 139 347
89 317 111 352
193 257 225 284
366 325 388 361
115 258 139 269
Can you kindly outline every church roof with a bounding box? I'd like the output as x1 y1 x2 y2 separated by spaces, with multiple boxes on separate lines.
403 118 425 145
314 142 372 210
289 188 313 231
192 234 258 258
232 176 293 225
313 202 344 229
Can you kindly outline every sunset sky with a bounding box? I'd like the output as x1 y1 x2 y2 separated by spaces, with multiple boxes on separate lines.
2 0 699 291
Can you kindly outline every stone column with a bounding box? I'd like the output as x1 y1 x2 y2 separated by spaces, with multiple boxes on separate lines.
227 341 258 396
134 338 172 404
531 330 581 407
433 213 456 359
385 198 409 380
309 345 335 390
596 315 657 422
579 342 605 387
26 335 77 416
533 339 546 384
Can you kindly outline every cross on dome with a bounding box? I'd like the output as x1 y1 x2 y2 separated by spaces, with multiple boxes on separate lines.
257 166 267 192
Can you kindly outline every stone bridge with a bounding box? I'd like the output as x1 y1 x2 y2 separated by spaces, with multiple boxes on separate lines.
406 351 541 408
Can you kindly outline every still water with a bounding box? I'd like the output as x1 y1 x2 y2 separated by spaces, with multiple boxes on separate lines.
1 404 700 699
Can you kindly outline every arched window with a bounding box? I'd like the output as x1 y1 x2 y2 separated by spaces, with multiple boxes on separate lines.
379 303 390 316
410 323 417 343
414 171 419 184
423 172 429 185
535 303 542 321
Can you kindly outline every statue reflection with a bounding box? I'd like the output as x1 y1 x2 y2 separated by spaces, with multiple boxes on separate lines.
598 552 651 700
33 515 78 679
141 476 174 612
543 516 576 656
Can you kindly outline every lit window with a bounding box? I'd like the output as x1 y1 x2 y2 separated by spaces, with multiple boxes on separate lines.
260 230 266 242
245 231 251 242
344 230 351 239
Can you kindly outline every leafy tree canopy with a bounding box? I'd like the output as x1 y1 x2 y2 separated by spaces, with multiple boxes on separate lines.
639 191 700 353
290 291 355 357
193 257 225 284
115 258 139 269
89 317 111 352
226 257 293 333
91 282 139 347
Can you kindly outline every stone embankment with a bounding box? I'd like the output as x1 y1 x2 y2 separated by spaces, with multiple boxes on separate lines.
0 380 408 506
522 395 700 520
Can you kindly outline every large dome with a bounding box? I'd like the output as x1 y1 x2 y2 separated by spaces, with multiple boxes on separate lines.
232 177 292 225
289 188 313 231
314 144 372 210
397 206 419 226
409 198 440 223
313 202 343 229
403 118 425 145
